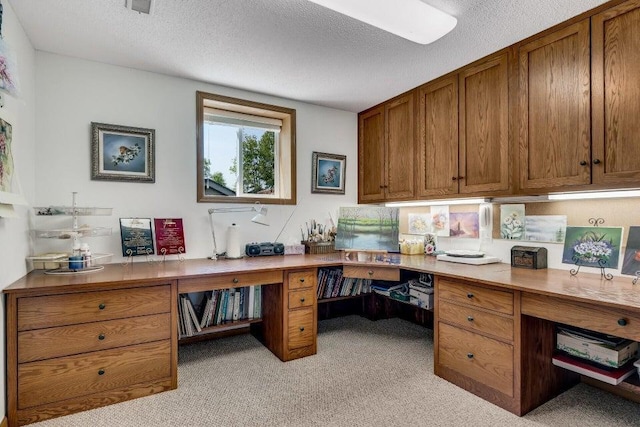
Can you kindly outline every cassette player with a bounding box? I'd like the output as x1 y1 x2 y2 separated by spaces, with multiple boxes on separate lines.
245 242 285 257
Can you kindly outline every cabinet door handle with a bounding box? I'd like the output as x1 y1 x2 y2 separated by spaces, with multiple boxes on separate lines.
580 160 587 166
98 334 105 341
98 369 105 376
467 293 474 299
593 159 601 164
299 326 305 332
618 318 628 326
380 185 385 189
300 298 305 303
232 278 239 284
458 176 464 180
299 278 305 283
98 303 106 310
467 353 474 359
452 176 458 181
467 316 474 322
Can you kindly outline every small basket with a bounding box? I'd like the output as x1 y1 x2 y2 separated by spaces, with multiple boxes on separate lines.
302 241 336 254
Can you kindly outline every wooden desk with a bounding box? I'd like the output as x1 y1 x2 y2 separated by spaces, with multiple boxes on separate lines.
5 254 640 425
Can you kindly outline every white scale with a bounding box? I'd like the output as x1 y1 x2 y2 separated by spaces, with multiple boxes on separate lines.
436 250 501 265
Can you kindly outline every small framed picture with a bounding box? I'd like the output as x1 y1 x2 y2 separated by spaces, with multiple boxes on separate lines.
91 122 155 182
311 151 346 194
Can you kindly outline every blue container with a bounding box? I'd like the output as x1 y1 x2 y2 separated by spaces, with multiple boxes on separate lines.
68 256 84 270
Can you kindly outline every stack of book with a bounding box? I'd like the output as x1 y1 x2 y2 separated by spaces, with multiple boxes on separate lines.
552 325 638 385
371 282 406 297
408 279 434 309
178 286 262 338
316 268 372 299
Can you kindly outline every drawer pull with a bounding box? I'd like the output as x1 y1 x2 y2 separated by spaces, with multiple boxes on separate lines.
368 270 374 276
467 293 474 299
233 278 239 284
98 334 105 341
98 369 105 376
579 160 587 166
98 303 106 310
467 316 474 322
299 278 305 283
618 318 628 326
300 298 305 303
299 326 305 332
467 353 474 359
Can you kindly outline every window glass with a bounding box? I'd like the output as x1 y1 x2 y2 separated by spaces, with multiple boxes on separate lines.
196 92 296 204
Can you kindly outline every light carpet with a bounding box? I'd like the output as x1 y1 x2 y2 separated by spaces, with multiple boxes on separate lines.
32 316 639 426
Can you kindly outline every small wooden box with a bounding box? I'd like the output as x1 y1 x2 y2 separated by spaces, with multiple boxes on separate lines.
511 246 547 269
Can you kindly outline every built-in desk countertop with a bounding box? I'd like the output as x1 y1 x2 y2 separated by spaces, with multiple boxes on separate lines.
6 253 640 313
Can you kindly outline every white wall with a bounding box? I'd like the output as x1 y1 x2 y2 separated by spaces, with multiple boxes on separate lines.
34 52 357 260
0 0 37 420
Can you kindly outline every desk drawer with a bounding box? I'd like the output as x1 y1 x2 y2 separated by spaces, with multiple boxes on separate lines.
18 340 171 409
18 313 171 363
287 307 314 350
438 322 514 397
288 269 316 290
179 270 283 293
288 288 315 310
522 293 640 342
439 300 513 342
343 265 400 281
18 285 171 331
438 278 513 315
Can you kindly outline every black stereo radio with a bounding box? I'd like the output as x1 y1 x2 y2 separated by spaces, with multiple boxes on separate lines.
245 242 285 257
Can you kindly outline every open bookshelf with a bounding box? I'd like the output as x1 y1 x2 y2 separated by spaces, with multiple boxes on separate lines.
178 286 262 343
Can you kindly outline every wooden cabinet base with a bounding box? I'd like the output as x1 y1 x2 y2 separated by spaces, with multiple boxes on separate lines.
14 378 174 426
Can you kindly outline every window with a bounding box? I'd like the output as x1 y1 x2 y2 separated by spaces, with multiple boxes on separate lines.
196 91 296 204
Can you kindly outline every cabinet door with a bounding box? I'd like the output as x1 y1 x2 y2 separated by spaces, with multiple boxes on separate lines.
518 21 591 190
384 93 415 201
592 0 640 185
358 106 386 203
459 52 510 194
417 75 459 197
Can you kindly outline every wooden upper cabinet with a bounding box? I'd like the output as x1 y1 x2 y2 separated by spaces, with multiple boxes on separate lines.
592 0 640 185
358 93 415 203
358 106 386 203
384 93 415 201
417 75 459 197
459 52 510 194
518 20 591 190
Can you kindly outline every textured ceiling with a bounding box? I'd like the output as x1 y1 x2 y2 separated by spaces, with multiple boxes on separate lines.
10 0 609 112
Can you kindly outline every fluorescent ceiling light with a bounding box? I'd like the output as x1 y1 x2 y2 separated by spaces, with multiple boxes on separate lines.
548 190 640 201
307 0 457 45
385 198 489 207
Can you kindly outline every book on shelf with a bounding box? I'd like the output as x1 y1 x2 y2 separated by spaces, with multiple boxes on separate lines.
232 290 241 321
225 290 235 321
552 353 637 385
248 286 255 319
185 296 203 333
316 268 372 300
254 285 261 318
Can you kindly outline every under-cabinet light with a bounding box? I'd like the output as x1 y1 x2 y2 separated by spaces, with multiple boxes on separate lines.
548 190 640 201
307 0 457 45
385 198 489 207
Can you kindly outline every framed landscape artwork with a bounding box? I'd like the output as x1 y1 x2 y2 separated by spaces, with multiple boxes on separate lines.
335 206 399 252
91 122 155 182
311 151 345 194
